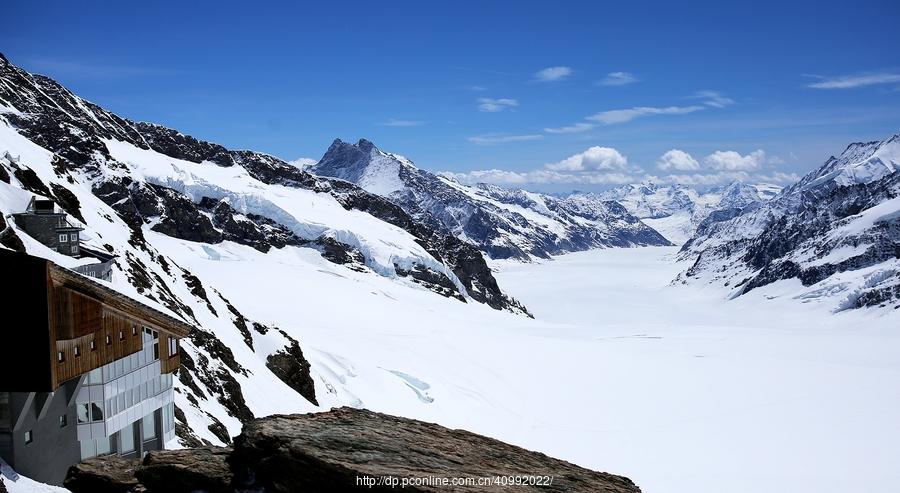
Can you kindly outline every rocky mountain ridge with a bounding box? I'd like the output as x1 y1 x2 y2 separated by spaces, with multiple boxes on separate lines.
678 133 900 311
312 138 671 260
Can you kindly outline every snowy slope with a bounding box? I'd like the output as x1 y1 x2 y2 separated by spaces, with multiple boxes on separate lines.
679 133 900 312
0 52 527 451
312 138 671 260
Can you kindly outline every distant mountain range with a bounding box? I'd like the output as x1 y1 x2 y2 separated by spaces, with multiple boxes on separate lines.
594 182 781 244
678 133 900 311
312 138 671 260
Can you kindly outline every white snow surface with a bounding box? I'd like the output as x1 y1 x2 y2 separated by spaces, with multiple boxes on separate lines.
135 240 900 493
3 117 899 493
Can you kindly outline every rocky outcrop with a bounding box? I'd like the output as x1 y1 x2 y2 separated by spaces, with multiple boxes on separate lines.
0 213 26 253
0 476 7 493
64 454 142 493
65 408 641 493
137 447 234 493
266 341 318 405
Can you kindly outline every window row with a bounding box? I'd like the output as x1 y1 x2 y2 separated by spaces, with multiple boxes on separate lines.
57 324 154 364
78 374 173 423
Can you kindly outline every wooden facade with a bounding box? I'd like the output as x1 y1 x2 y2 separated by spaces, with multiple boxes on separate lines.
0 249 192 391
160 334 181 374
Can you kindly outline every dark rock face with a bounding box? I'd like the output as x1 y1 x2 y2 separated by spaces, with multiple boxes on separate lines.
50 182 85 223
0 476 7 493
680 135 900 310
266 341 318 405
313 235 366 269
65 408 641 493
136 447 234 493
395 263 465 301
0 213 26 252
64 454 142 493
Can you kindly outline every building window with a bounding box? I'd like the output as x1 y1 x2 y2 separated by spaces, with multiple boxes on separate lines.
91 402 104 421
59 234 68 243
132 325 138 336
74 345 81 357
119 330 125 341
71 245 78 254
153 341 160 361
120 423 135 453
142 413 157 441
90 339 97 351
59 414 68 428
57 351 65 363
70 233 77 241
106 335 112 345
77 403 90 423
168 338 178 357
24 430 33 444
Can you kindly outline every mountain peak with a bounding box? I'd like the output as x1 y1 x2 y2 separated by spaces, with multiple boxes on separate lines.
357 138 377 151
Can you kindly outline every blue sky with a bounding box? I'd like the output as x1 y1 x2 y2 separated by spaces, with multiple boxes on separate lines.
5 0 900 191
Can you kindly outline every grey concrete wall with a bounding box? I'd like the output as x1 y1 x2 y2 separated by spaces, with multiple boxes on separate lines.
3 387 81 485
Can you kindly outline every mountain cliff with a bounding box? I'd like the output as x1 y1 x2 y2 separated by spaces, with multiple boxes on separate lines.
678 133 900 311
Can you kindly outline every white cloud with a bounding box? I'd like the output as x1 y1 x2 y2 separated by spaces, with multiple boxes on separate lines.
704 150 766 171
468 85 487 91
446 169 638 186
755 171 801 184
544 122 594 134
477 98 519 112
447 141 798 188
534 66 572 82
656 149 700 171
691 90 735 108
650 171 750 186
587 105 704 124
807 72 900 89
598 71 637 86
545 146 630 172
467 134 543 144
381 118 424 127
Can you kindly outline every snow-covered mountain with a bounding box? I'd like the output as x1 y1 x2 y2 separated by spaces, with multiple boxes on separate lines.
311 139 671 260
595 182 781 244
0 53 533 448
678 133 900 311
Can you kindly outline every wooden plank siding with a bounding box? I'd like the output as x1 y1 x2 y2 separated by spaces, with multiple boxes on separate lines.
51 282 187 386
159 334 180 374
53 305 146 386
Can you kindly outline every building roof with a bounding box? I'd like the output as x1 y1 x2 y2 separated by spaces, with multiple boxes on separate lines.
48 262 193 339
0 249 193 338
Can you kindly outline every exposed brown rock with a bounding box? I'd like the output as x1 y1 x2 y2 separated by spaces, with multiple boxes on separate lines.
233 407 640 493
66 408 641 493
64 454 142 493
136 447 233 493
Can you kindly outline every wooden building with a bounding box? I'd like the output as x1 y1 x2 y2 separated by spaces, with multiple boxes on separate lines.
0 249 192 485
